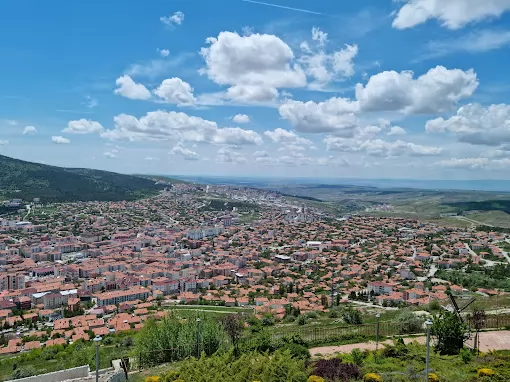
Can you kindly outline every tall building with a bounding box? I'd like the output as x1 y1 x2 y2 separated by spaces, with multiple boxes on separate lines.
0 273 26 291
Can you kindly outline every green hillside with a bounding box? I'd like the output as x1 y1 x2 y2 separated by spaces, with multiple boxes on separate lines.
0 154 164 202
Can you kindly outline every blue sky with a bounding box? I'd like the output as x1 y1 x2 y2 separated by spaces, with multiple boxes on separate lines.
1 0 510 180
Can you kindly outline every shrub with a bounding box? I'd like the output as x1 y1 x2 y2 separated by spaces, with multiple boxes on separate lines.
308 376 325 382
381 340 408 359
395 311 423 334
163 371 180 382
306 311 319 319
261 315 275 326
145 377 162 382
280 343 310 360
460 347 473 364
428 373 439 382
363 373 383 382
312 358 361 382
328 310 339 319
342 308 363 325
297 315 307 325
174 349 308 382
12 366 37 380
478 368 495 377
351 348 365 366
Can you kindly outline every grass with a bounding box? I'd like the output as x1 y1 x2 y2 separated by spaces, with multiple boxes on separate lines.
468 211 510 228
238 211 260 224
163 305 254 319
348 342 510 382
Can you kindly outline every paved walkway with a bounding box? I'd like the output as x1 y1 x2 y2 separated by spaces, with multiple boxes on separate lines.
310 330 510 356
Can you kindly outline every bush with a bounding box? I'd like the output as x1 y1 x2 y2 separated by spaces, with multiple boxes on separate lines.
328 310 339 319
280 343 310 360
261 315 275 326
173 350 308 382
395 311 423 334
306 311 319 319
460 347 473 364
308 376 325 382
381 339 408 359
363 373 383 382
428 373 440 382
312 358 361 382
351 348 365 366
342 308 363 325
136 313 228 367
297 315 307 325
12 366 37 380
478 368 495 377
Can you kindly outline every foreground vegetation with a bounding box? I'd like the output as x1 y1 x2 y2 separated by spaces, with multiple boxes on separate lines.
133 343 510 382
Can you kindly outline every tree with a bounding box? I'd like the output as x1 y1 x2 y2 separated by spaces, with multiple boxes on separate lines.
342 308 363 325
431 311 468 355
221 314 244 355
321 294 328 308
395 311 423 334
468 309 486 354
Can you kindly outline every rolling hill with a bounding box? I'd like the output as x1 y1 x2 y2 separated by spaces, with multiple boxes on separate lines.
0 154 164 202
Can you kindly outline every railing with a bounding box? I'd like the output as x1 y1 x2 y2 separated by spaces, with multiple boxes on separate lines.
135 313 510 370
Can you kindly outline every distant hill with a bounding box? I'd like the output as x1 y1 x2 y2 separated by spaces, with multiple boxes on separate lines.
0 154 164 203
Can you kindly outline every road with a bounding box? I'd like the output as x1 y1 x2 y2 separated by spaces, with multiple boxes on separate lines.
23 204 32 220
343 297 398 311
500 240 510 264
454 215 493 227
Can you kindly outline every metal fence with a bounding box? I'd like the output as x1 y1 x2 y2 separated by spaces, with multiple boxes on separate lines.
135 313 510 370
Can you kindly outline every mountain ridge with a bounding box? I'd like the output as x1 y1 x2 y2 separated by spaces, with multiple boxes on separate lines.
0 154 165 202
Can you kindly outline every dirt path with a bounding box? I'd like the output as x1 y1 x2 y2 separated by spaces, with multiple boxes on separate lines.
310 330 510 356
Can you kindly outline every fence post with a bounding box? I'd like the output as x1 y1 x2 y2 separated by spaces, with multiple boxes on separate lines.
139 351 142 371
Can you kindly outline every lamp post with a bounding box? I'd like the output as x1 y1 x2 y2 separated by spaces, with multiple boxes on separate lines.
93 335 102 382
425 319 433 382
375 313 381 352
196 318 201 358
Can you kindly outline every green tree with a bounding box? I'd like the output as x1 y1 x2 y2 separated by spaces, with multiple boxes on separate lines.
431 311 468 355
221 314 244 355
342 308 363 325
395 311 423 334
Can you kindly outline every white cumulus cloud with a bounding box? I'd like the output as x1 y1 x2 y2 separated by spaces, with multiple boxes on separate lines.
52 136 70 144
101 110 262 146
279 97 359 134
158 48 170 57
200 31 306 103
153 77 196 106
63 119 104 134
387 126 407 136
114 75 151 100
355 66 478 114
264 128 312 145
232 114 250 124
325 137 442 157
426 103 510 146
393 0 510 30
23 126 37 135
171 143 200 160
160 11 184 26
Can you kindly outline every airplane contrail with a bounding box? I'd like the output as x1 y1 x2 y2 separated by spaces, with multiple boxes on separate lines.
241 0 324 15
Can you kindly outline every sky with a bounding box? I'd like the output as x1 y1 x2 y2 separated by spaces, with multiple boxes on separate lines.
1 0 510 180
